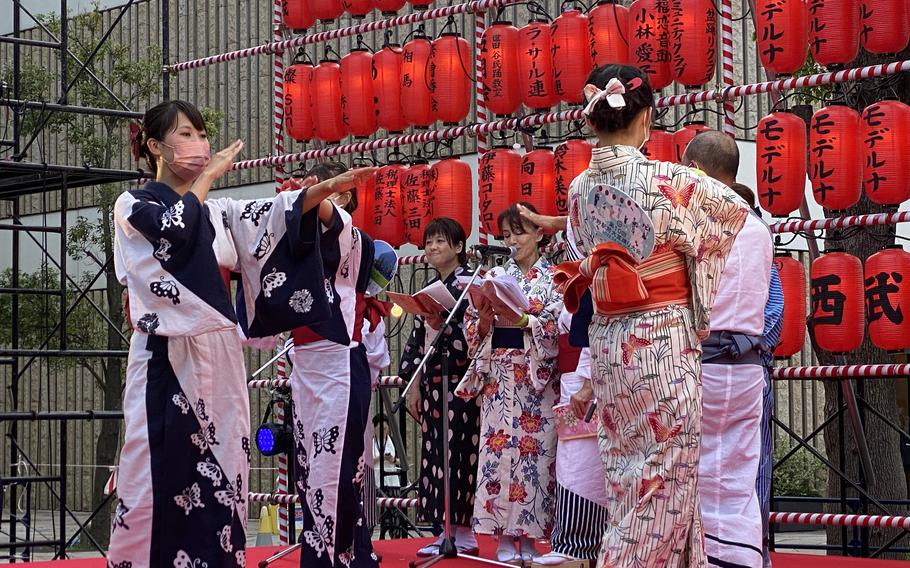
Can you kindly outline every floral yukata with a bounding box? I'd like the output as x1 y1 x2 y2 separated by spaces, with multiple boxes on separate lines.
456 257 563 539
565 146 748 568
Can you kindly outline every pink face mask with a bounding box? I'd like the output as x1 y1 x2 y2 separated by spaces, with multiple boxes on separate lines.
159 140 211 181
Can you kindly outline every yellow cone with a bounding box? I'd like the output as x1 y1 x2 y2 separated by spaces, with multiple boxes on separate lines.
256 506 274 546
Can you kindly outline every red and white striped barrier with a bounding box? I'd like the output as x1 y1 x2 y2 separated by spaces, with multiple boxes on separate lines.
168 0 522 73
250 375 406 389
248 492 418 509
273 338 291 544
376 497 419 509
719 0 736 136
772 364 910 380
770 512 910 530
769 210 910 235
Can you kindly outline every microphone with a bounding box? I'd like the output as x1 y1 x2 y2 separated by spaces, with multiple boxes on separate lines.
473 244 517 259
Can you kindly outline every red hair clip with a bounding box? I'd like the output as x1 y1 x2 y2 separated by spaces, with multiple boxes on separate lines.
625 77 643 91
128 122 143 162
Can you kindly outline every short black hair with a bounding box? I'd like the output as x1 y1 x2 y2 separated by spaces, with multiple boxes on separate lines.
140 100 207 175
302 161 358 213
682 130 739 182
583 64 655 134
729 183 756 207
423 217 468 265
496 202 550 247
372 414 389 428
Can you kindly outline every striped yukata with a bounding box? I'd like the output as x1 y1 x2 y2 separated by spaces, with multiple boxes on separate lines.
565 146 748 568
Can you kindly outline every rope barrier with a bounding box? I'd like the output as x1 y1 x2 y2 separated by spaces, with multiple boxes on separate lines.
770 512 910 530
248 492 418 509
772 364 910 380
769 210 910 235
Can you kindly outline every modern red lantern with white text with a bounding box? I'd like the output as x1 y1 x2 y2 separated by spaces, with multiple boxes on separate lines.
756 111 807 216
773 254 807 358
862 101 910 205
810 251 864 353
551 10 593 105
478 148 521 236
865 246 910 352
809 105 863 210
670 0 717 87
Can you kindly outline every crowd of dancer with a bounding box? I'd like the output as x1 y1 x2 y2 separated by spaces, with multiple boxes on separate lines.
111 63 780 568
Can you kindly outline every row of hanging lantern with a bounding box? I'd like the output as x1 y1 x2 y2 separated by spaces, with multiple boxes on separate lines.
755 0 908 75
284 33 471 142
756 101 910 216
774 247 910 357
640 121 714 163
282 0 433 30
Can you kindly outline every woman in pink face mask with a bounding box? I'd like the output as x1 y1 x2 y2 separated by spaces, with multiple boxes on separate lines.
110 100 375 568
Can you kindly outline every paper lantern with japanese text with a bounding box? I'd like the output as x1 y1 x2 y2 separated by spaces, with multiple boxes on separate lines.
518 21 559 110
865 246 910 351
670 0 717 87
430 34 472 124
673 122 712 163
809 105 863 210
282 0 314 31
861 101 910 205
773 254 807 358
628 0 673 91
589 0 630 66
342 0 372 17
480 22 521 116
861 0 910 54
374 0 406 13
373 44 408 133
284 64 314 141
478 148 521 236
307 0 342 21
402 162 433 246
401 36 434 128
641 127 675 162
554 138 593 215
341 49 378 138
313 61 348 142
430 158 473 239
551 10 593 104
808 0 860 66
409 0 433 7
520 149 558 217
810 251 864 353
756 0 808 75
756 111 807 216
371 165 407 247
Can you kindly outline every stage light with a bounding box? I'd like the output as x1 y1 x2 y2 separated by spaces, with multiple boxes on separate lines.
256 400 294 457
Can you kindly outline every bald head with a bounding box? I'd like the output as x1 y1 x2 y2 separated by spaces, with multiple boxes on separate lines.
682 131 739 186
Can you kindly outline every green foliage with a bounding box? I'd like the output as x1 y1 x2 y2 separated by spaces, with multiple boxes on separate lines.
790 53 834 107
773 440 827 497
201 107 225 140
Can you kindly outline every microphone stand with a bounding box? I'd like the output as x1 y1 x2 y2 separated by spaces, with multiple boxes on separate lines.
392 251 517 568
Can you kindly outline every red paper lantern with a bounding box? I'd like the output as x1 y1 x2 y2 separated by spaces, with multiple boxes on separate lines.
282 0 314 31
756 111 807 216
341 49 378 138
402 162 433 246
673 121 711 163
756 0 809 75
861 0 910 53
641 127 675 162
374 0 406 13
810 251 865 353
430 158 473 239
773 254 807 358
307 0 342 21
862 101 910 205
589 0 630 67
284 64 314 142
372 165 407 247
409 0 433 7
518 21 559 110
808 0 860 66
554 138 593 216
401 36 434 128
430 34 472 124
313 61 347 142
478 148 521 236
551 10 593 105
350 172 373 230
520 149 558 217
480 22 521 116
342 0 372 17
865 246 910 351
809 105 863 210
373 44 408 133
628 0 673 91
670 0 717 87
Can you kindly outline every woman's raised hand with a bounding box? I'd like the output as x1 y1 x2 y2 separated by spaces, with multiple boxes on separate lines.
329 167 379 193
203 139 244 180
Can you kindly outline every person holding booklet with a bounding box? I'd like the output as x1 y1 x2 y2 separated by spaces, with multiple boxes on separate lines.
396 218 482 557
455 203 563 563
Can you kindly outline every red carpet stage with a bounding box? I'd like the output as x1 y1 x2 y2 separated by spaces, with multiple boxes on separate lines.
14 538 910 568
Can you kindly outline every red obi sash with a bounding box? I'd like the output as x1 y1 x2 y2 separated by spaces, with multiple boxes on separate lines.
557 334 582 374
293 292 391 346
554 242 691 317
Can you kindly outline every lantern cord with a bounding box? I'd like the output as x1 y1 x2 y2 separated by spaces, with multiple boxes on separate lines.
291 47 312 65
323 44 341 61
669 99 756 131
437 16 458 36
558 0 586 12
769 90 826 112
527 1 552 22
608 0 629 48
382 29 395 48
355 34 373 52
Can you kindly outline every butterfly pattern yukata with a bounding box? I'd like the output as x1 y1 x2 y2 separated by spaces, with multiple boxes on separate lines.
567 146 748 568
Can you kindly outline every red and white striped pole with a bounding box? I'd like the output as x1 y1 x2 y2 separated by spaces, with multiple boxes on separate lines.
719 0 736 136
474 9 489 246
273 0 286 192
274 340 291 545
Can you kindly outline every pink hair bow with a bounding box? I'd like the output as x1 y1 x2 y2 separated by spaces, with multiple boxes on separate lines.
582 78 627 115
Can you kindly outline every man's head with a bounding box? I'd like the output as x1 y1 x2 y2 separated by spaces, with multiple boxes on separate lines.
682 130 739 186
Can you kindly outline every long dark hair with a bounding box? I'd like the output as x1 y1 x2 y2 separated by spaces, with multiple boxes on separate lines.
138 100 207 175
